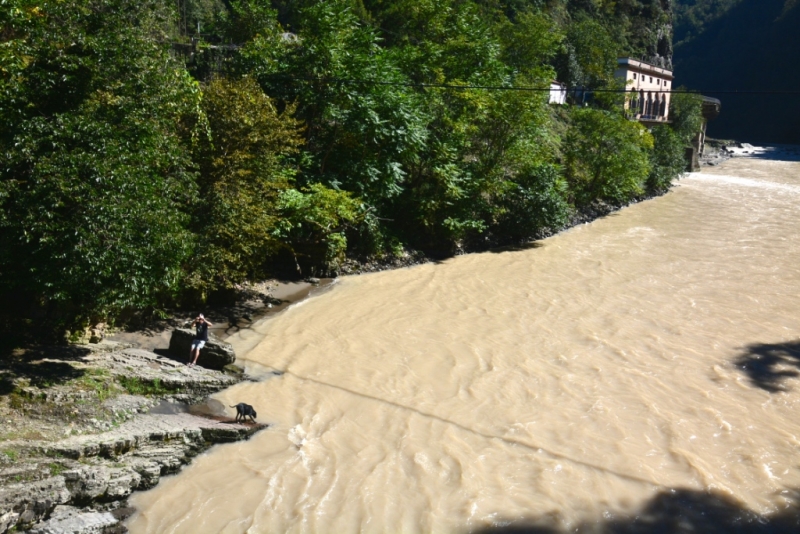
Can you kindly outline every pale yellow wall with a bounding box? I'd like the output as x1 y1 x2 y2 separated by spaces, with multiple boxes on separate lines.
616 62 673 120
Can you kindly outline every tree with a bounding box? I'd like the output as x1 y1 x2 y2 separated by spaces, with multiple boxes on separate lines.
669 90 704 143
647 124 687 193
564 108 654 206
189 76 304 292
0 0 199 328
237 0 428 209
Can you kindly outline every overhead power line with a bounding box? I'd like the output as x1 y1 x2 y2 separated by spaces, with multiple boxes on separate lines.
262 75 800 95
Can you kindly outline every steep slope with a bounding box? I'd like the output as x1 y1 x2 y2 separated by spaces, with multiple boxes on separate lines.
674 0 800 143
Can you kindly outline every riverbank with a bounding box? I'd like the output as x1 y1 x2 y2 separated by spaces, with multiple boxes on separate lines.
0 340 266 533
0 278 345 533
6 146 795 533
0 186 679 534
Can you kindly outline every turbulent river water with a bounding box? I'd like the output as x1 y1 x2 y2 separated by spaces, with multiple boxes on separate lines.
128 153 800 533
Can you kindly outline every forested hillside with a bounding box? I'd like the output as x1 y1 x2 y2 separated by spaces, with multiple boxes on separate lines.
673 0 800 143
0 0 699 336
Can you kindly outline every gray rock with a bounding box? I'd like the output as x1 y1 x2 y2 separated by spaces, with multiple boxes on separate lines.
0 414 267 532
168 328 235 370
28 505 118 534
63 466 141 503
0 477 70 531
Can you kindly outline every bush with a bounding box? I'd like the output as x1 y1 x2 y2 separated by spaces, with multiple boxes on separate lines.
274 184 364 275
495 163 569 240
648 125 687 193
0 0 199 329
564 108 654 206
188 76 303 293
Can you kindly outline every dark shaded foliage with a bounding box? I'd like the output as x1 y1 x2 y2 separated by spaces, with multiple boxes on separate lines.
674 0 800 143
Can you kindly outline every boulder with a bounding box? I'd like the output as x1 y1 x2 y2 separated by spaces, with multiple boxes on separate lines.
168 328 235 370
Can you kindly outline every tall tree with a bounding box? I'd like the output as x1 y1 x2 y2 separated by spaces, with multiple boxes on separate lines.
0 0 200 327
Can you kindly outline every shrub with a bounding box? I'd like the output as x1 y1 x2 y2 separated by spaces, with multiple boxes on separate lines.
274 184 364 275
188 76 303 292
648 125 687 193
564 108 654 206
495 163 569 240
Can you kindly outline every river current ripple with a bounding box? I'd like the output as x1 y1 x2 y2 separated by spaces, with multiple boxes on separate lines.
128 154 800 533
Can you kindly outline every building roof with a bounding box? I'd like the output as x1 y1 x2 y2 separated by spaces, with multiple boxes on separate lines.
701 96 722 120
617 58 673 80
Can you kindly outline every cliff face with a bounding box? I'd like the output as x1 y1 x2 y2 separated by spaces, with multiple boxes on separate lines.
620 0 674 69
562 0 674 67
673 0 800 143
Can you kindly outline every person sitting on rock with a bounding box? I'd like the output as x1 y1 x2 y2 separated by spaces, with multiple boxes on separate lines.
189 314 213 367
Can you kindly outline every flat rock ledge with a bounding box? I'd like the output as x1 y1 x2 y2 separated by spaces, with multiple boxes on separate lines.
0 341 264 534
1 413 266 533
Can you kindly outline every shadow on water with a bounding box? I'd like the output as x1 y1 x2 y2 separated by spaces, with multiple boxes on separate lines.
471 487 800 534
735 341 800 393
744 145 800 163
489 242 545 254
0 345 91 395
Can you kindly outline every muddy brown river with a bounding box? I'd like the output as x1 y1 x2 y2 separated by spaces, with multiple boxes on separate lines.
128 152 800 533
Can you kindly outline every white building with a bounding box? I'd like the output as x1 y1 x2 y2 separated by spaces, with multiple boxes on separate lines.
549 81 567 105
615 58 673 124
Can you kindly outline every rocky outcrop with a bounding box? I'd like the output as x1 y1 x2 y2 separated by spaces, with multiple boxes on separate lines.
0 413 267 533
168 328 236 370
28 505 122 534
0 477 71 533
0 341 262 534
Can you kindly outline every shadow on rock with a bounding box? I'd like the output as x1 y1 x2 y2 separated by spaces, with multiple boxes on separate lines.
735 340 800 393
471 487 800 534
0 345 92 393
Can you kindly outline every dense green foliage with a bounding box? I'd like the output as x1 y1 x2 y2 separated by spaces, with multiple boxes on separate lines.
0 0 198 327
646 90 703 191
565 109 654 205
0 0 698 333
673 0 744 47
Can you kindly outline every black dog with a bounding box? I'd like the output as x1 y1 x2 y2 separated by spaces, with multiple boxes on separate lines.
230 403 257 423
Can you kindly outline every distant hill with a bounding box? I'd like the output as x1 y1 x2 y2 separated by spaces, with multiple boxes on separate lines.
673 0 800 143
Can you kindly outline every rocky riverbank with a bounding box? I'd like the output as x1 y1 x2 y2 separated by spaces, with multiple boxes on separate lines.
0 339 264 533
0 278 341 533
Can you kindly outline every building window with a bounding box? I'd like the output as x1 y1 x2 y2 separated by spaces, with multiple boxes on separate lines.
660 97 667 117
649 76 653 83
633 73 637 80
